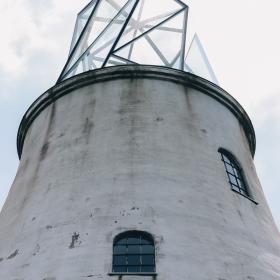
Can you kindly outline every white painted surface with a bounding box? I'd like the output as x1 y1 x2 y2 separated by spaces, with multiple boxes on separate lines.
0 67 279 280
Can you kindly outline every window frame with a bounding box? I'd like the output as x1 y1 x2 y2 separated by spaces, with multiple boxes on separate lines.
218 148 258 205
110 230 157 276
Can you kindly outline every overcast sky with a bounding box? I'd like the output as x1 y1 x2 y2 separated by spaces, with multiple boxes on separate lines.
0 0 279 229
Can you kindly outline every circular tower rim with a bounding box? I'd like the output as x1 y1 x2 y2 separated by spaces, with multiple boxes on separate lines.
17 65 256 158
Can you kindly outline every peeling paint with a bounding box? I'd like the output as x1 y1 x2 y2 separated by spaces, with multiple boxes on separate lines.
32 244 40 256
7 249 19 260
69 232 80 249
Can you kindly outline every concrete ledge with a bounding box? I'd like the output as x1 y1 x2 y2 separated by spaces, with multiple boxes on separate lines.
17 65 256 158
108 273 157 279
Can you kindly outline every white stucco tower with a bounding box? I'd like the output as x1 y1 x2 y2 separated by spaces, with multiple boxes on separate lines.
1 1 280 280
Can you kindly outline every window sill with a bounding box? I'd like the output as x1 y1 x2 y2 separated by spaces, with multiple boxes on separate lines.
231 189 258 205
108 272 157 276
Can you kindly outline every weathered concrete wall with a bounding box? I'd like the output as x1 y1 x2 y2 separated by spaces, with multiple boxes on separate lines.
0 66 280 280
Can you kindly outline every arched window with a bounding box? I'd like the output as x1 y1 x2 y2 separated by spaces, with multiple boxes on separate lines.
113 231 155 273
219 148 250 197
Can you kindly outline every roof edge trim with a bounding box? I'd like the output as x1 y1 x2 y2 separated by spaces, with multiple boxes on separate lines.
17 65 256 158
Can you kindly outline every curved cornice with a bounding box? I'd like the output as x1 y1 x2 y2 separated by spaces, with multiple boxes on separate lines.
17 65 256 158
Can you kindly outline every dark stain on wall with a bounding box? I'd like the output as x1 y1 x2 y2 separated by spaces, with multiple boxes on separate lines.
32 244 40 256
155 117 164 122
83 117 94 143
117 80 146 183
21 103 58 213
40 142 49 161
7 249 19 260
81 96 96 145
39 102 56 162
69 232 80 249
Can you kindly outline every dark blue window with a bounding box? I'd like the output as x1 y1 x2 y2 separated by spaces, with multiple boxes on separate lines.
113 231 155 273
219 148 249 197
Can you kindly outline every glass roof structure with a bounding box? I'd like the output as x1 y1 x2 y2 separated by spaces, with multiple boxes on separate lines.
57 0 219 85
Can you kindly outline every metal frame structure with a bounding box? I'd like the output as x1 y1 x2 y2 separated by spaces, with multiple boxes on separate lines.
57 0 218 84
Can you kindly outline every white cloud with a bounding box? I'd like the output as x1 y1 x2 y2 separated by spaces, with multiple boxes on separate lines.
0 0 88 79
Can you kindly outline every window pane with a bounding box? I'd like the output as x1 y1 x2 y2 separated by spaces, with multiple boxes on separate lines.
225 163 234 174
222 154 231 164
142 255 154 265
114 245 126 254
231 185 240 193
113 266 127 272
113 255 126 265
113 232 155 274
141 237 153 245
127 266 141 272
237 178 247 191
229 174 238 185
240 189 247 196
127 237 140 244
127 255 141 265
233 167 242 178
127 245 140 254
142 245 154 254
141 265 155 272
116 238 126 245
220 151 251 200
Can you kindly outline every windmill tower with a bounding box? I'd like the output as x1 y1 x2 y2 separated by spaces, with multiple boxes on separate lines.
1 1 280 279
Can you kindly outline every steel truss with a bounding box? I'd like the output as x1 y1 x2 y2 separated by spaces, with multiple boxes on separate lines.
57 0 218 85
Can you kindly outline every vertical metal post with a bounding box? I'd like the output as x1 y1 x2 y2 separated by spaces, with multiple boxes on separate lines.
57 0 102 83
102 0 140 68
180 7 188 71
